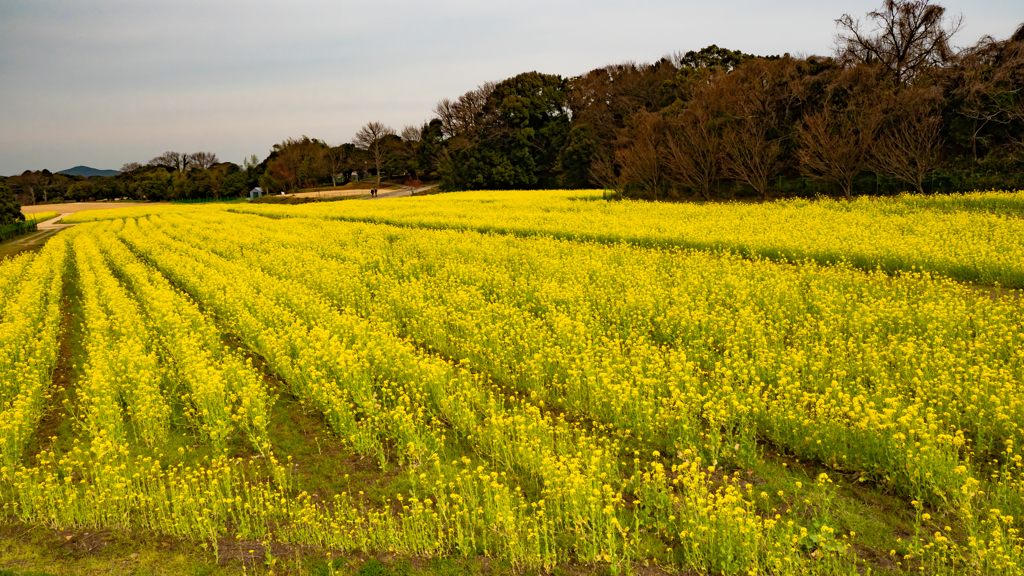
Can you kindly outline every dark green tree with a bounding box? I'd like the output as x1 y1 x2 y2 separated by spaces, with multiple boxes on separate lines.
416 119 445 178
221 171 248 197
0 178 24 225
131 170 173 201
557 123 599 187
93 177 123 200
439 71 570 190
675 45 766 73
66 180 94 201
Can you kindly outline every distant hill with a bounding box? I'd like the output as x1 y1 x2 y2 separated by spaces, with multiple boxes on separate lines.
57 166 120 177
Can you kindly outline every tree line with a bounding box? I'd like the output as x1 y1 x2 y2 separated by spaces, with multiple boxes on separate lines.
268 0 1024 200
0 134 430 209
422 0 1024 199
3 0 1022 213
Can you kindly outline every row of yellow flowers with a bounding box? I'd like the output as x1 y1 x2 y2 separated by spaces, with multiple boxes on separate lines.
103 214 835 573
218 190 1024 287
0 236 67 468
4 191 1023 572
150 207 1024 572
166 210 1021 502
62 190 1024 286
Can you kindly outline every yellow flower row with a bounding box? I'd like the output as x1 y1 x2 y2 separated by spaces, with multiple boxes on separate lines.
163 209 1022 509
103 213 822 571
0 235 67 467
215 189 1024 287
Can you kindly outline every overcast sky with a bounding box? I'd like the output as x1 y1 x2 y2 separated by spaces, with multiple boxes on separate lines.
1 0 1021 176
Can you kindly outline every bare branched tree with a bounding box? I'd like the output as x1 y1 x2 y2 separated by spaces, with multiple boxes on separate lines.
666 106 727 202
353 121 397 186
17 171 44 205
322 146 349 187
951 35 1024 159
120 162 141 174
836 0 962 86
401 124 423 143
872 88 944 193
798 106 881 201
724 120 782 201
434 82 496 140
615 111 666 200
589 149 624 197
719 59 799 200
148 151 189 172
188 151 219 170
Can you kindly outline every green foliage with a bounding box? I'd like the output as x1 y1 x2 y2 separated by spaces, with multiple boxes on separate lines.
221 171 248 197
440 140 538 191
557 123 598 187
357 559 390 576
416 118 445 177
676 44 771 73
130 169 173 201
0 178 24 225
440 72 570 191
66 180 93 201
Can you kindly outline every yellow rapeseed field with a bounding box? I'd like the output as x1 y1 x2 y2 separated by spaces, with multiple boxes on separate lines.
5 190 1024 574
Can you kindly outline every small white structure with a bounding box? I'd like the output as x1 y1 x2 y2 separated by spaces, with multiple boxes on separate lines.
248 187 264 200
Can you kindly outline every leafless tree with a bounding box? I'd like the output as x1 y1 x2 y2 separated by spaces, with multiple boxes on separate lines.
615 111 666 200
666 50 687 70
321 146 349 187
872 88 944 193
666 106 727 202
401 124 423 143
158 152 184 170
798 105 881 201
148 151 189 172
950 35 1024 159
589 149 625 197
18 172 42 205
120 162 141 174
188 151 219 170
353 121 397 186
718 59 800 200
836 0 962 86
724 120 782 201
434 82 496 140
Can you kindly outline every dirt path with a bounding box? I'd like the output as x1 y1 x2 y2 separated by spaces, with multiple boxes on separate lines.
288 188 387 199
5 202 167 260
0 214 76 260
363 184 437 200
21 202 163 215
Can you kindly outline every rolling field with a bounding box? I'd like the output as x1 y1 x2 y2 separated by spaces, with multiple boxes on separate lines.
3 191 1024 575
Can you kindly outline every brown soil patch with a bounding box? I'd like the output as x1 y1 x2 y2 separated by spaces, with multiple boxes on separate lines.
26 272 80 461
21 202 167 215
